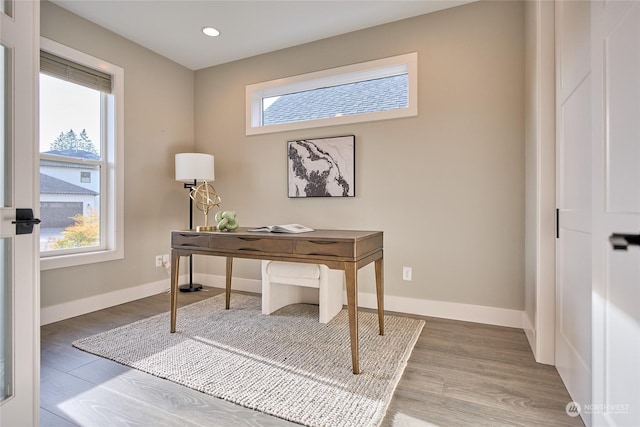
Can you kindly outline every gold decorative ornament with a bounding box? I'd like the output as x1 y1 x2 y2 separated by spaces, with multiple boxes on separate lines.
189 181 221 231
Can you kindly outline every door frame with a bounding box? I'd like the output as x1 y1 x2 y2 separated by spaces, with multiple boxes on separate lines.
0 0 40 424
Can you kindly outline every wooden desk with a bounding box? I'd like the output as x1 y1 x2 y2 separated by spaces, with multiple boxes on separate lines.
170 228 384 374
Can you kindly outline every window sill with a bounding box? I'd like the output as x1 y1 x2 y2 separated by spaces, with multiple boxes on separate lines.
40 247 124 270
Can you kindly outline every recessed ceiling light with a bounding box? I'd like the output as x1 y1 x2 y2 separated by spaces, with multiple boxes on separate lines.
202 27 220 37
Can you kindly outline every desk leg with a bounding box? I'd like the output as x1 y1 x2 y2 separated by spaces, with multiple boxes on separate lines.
225 257 233 309
345 263 359 374
170 250 180 333
375 257 384 336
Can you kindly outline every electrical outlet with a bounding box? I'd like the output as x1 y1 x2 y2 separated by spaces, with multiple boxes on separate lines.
162 254 169 264
155 255 163 267
402 266 412 281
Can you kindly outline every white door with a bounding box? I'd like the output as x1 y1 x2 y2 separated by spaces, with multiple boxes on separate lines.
555 1 592 424
592 1 640 425
0 1 40 425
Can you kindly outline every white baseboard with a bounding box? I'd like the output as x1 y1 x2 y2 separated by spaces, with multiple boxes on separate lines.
522 311 555 365
40 277 178 325
41 273 524 329
523 311 537 354
195 272 262 294
197 273 524 328
359 291 523 328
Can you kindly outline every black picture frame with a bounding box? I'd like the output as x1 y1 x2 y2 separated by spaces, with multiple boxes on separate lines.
287 135 355 198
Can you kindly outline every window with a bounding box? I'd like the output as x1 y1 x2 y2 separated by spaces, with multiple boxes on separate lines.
246 52 417 135
39 38 124 270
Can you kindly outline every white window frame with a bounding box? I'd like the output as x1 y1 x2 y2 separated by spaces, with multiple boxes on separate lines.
246 52 418 136
39 37 124 271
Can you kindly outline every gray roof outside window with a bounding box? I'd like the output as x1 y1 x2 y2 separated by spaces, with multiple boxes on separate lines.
40 173 98 195
263 74 408 126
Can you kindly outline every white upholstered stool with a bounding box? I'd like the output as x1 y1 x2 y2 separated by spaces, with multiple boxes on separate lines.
261 260 344 324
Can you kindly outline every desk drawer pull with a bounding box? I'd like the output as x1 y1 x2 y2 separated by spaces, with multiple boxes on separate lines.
296 240 353 257
177 233 207 240
209 237 294 253
174 233 210 248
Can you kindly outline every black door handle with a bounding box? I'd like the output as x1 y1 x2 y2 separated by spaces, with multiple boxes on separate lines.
609 233 640 251
11 208 41 235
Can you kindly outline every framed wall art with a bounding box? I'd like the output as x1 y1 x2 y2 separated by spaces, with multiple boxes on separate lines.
287 135 355 198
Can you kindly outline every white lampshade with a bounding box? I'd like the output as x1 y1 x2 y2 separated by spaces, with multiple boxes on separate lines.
175 153 215 182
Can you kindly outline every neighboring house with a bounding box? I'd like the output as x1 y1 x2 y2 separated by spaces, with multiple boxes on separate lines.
39 150 100 229
39 172 98 228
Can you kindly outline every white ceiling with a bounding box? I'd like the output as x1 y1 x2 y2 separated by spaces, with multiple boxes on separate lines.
50 0 474 70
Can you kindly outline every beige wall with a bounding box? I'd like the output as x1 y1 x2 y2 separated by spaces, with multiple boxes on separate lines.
194 0 525 310
39 0 526 314
40 1 194 307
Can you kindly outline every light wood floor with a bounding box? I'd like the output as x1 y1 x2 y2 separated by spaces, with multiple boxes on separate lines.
40 287 584 427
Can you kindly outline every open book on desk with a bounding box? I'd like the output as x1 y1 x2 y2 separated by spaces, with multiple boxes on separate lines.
248 224 314 233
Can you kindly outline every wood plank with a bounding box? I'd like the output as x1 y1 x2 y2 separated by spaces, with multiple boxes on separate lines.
69 357 297 426
40 408 78 427
40 366 202 426
41 287 583 427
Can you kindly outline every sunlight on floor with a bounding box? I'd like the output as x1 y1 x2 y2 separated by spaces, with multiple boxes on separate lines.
393 411 440 427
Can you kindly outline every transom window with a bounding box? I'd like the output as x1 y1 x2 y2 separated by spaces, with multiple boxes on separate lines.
246 52 417 135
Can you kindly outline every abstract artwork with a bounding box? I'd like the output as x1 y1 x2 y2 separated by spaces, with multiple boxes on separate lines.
287 135 355 197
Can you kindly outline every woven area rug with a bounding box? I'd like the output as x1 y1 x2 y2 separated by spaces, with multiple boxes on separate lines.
73 293 425 427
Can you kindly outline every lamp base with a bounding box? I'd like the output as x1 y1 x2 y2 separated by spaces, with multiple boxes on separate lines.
196 225 217 232
179 283 203 292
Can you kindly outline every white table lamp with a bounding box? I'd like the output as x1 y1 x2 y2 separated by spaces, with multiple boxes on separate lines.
175 152 215 292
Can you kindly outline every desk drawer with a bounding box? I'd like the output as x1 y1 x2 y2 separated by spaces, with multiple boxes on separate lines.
173 232 210 249
210 235 294 254
295 239 353 257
